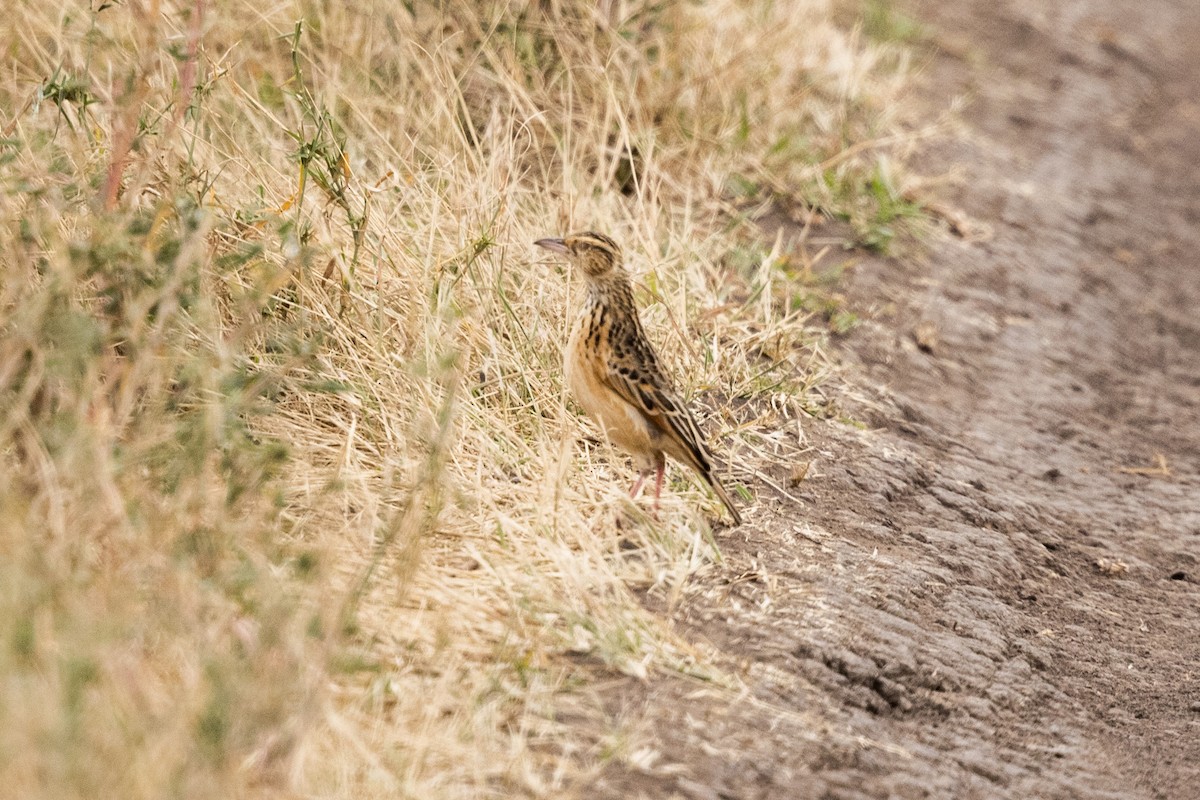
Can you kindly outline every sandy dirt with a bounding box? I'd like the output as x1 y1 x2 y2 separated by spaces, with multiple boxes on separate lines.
591 0 1200 797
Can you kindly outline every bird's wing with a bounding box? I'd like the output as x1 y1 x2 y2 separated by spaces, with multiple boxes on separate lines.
602 335 743 524
601 351 714 475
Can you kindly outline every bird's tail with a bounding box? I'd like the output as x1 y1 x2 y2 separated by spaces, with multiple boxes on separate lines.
704 471 743 526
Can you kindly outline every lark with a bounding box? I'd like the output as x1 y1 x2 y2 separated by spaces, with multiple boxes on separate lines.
535 231 743 525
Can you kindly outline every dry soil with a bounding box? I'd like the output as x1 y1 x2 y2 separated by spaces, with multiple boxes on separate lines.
592 0 1200 797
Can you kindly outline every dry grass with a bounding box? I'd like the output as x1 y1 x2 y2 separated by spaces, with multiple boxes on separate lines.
0 1 912 797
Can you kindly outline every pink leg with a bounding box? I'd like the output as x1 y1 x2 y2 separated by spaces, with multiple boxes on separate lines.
629 471 648 499
653 460 665 515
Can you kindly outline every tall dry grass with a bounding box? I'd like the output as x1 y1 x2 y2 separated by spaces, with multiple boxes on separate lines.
0 1 911 796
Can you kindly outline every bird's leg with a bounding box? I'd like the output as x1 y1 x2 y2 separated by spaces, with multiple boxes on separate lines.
652 453 666 515
629 470 649 499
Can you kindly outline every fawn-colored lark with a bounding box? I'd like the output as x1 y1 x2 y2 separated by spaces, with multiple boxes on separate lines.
535 232 743 524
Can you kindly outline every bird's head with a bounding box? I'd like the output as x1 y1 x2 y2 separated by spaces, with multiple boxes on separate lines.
534 231 623 281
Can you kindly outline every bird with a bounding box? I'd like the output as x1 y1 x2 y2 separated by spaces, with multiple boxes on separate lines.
534 231 743 525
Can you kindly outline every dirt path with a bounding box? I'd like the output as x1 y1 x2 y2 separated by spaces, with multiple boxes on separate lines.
593 0 1200 797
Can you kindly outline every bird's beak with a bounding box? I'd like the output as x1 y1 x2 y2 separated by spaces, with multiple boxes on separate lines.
534 237 568 254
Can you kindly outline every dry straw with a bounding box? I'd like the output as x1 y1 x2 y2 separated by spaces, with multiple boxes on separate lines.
0 1 911 796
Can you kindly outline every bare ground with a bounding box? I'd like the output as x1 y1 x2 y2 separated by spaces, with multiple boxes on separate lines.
591 0 1200 797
